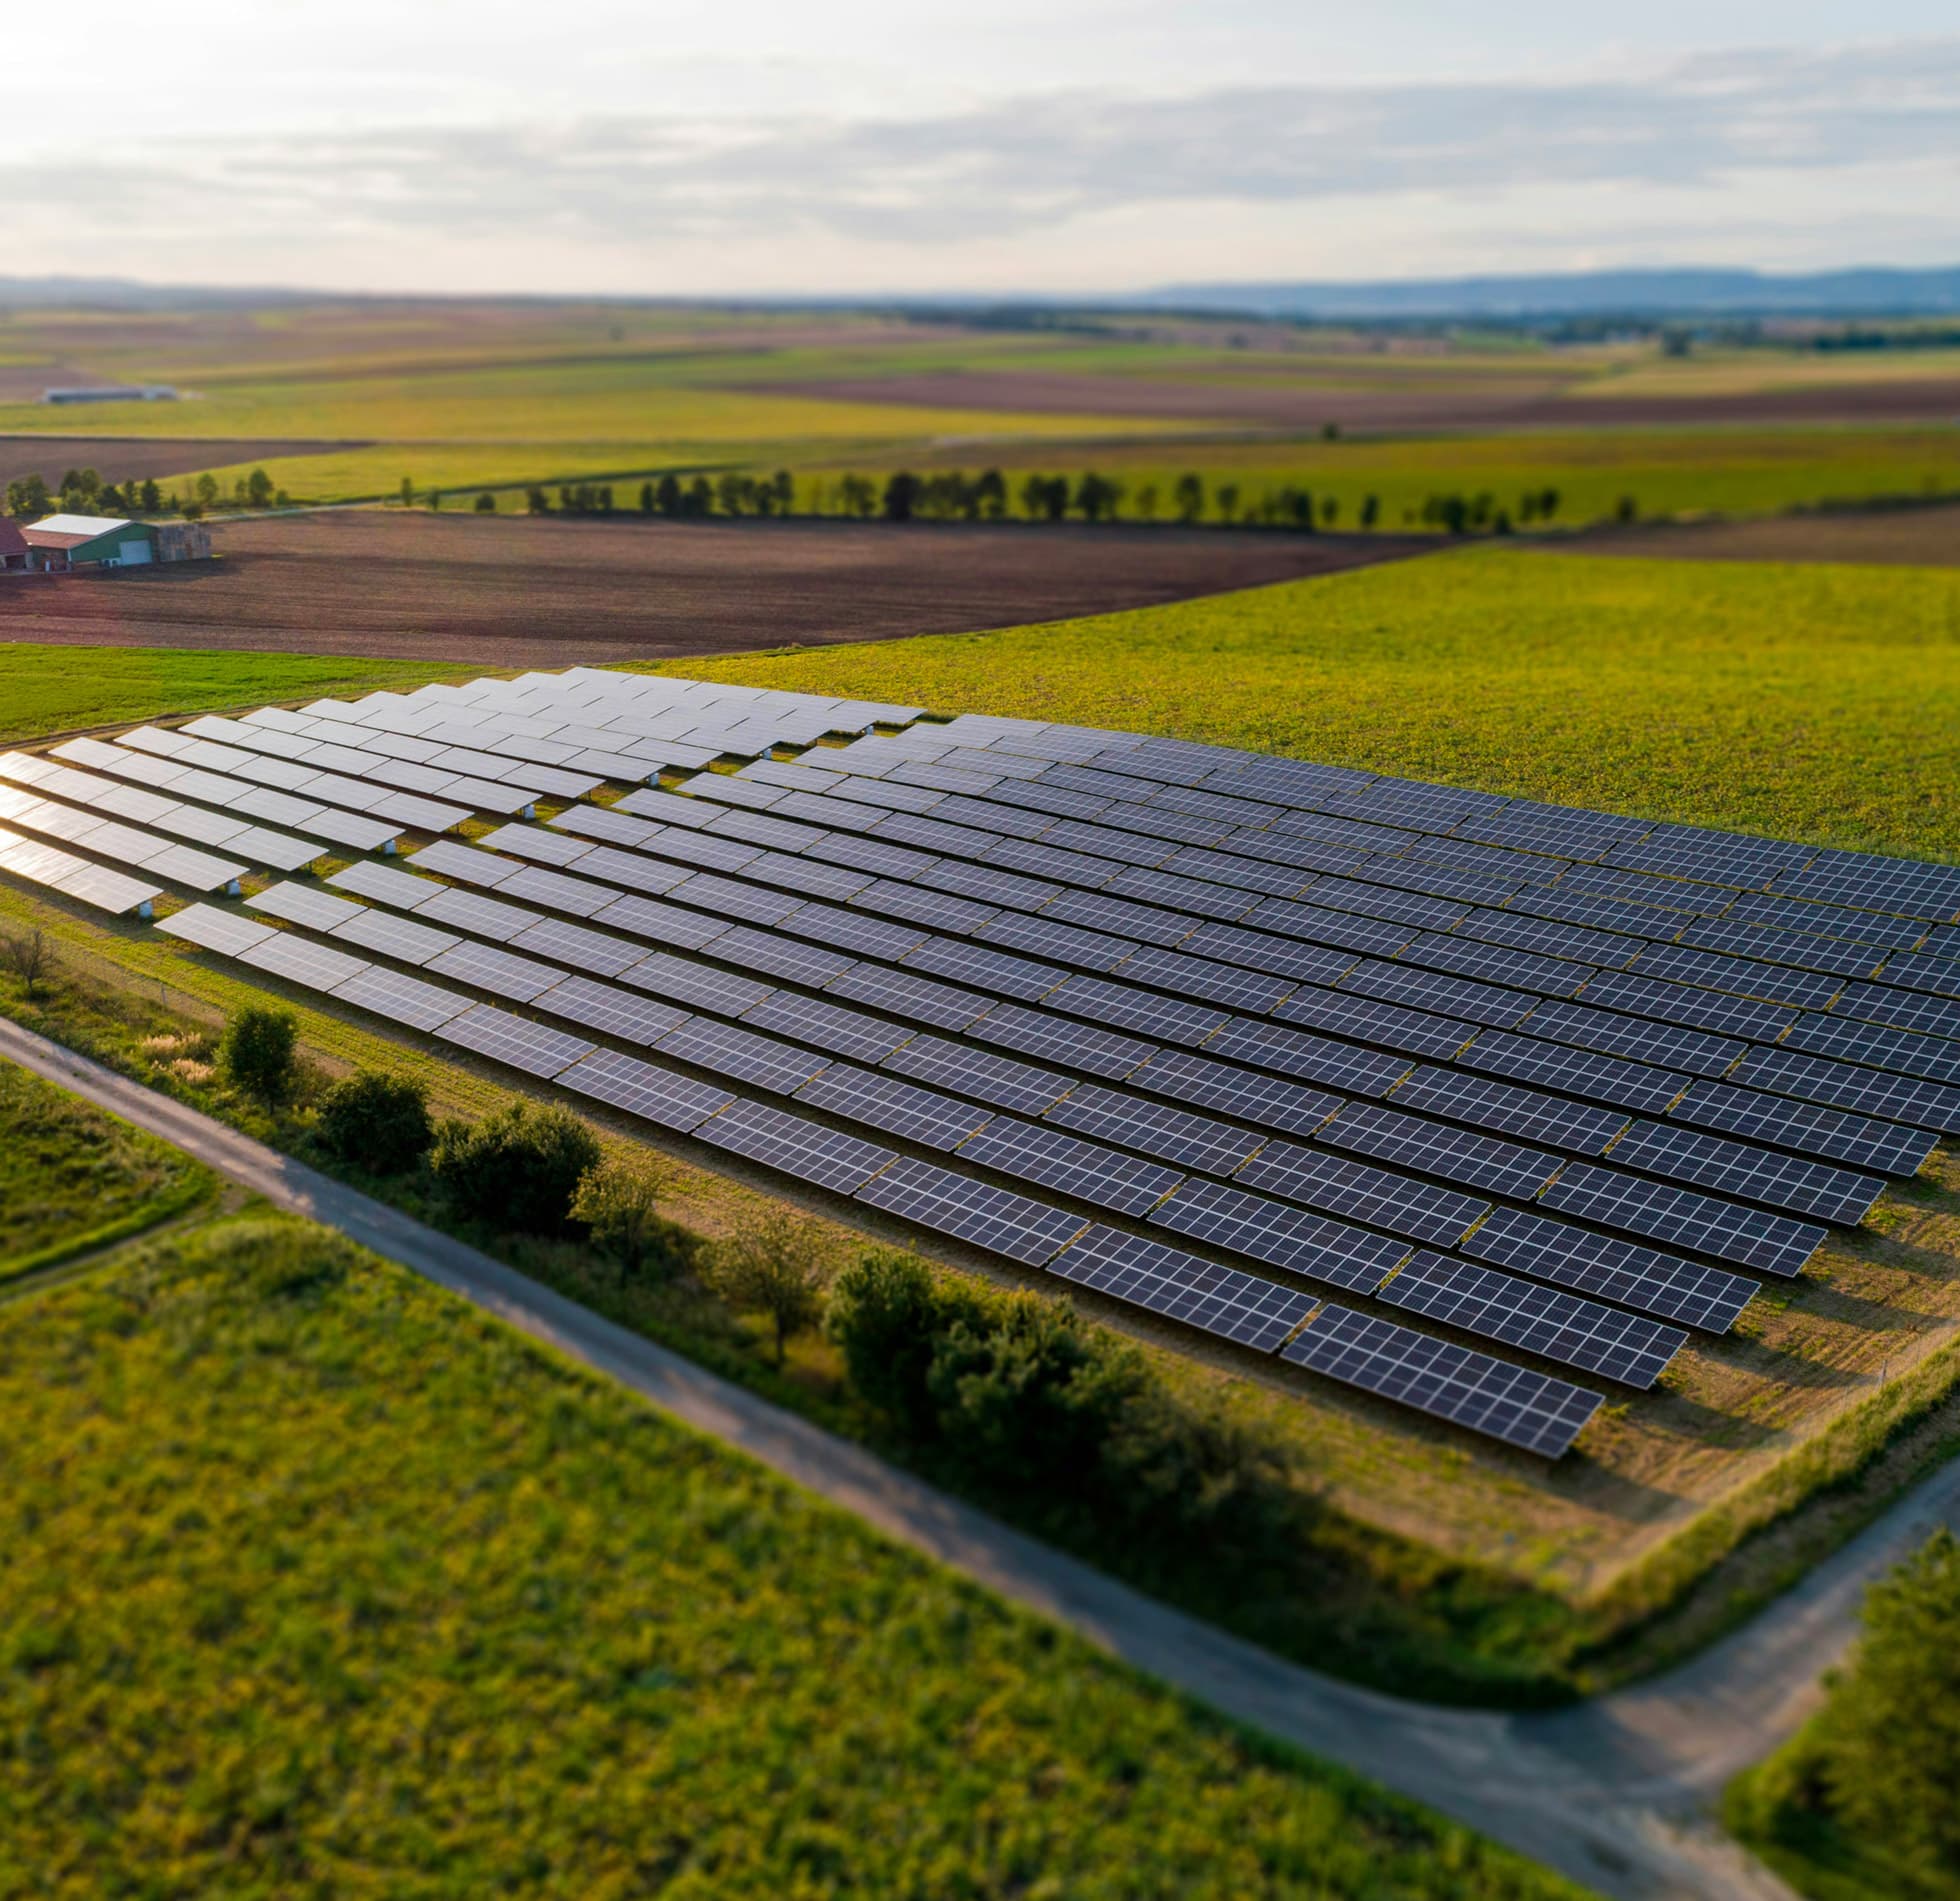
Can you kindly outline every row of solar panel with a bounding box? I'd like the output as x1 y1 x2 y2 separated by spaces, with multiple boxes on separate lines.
0 821 161 917
747 740 1960 1064
0 771 251 893
153 893 1603 1457
679 753 1960 1144
393 820 1850 1285
279 828 1762 1334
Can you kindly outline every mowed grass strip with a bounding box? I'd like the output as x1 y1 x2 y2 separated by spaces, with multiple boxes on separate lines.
0 1211 1578 1901
652 547 1960 861
0 645 471 747
0 1063 212 1279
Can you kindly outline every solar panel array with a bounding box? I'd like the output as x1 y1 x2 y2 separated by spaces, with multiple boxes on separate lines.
10 664 1952 1462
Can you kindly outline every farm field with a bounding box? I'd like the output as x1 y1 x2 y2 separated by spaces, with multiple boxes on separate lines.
1564 502 1960 568
0 1064 211 1280
0 434 372 495
0 513 1431 666
802 425 1960 533
0 1201 1575 1898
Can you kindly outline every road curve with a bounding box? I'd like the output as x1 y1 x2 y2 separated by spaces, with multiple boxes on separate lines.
7 1017 1957 1900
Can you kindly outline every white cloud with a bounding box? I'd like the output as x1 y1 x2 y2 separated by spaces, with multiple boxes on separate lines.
3 36 1955 292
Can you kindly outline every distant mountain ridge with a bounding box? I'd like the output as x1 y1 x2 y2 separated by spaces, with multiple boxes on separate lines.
1140 267 1960 320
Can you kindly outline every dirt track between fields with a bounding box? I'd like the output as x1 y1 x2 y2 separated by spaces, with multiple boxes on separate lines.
0 510 1432 664
756 369 1960 431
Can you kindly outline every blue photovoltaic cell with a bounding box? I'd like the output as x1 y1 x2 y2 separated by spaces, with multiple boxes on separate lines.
1147 1177 1408 1293
1048 1225 1316 1354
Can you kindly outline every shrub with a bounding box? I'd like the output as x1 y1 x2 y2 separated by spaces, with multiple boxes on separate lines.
316 1071 431 1174
430 1103 600 1234
223 1007 298 1101
828 1252 977 1437
1818 1529 1960 1876
570 1157 697 1279
0 925 54 1000
709 1204 825 1366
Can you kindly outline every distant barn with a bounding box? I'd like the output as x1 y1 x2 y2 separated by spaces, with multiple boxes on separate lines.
17 513 211 571
42 384 181 404
0 518 29 572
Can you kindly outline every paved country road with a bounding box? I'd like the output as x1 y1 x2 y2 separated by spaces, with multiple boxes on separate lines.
8 1016 1958 1900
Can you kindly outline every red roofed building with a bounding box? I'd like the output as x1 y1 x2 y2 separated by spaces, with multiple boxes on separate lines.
0 518 30 573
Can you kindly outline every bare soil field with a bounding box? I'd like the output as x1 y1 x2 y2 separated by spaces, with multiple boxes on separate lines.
0 509 1430 665
758 369 1960 430
1 435 371 491
1562 502 1960 567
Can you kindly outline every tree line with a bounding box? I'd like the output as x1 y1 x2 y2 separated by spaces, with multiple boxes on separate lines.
429 466 1612 535
3 465 290 522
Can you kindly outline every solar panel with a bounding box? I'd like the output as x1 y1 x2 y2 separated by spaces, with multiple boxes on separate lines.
975 909 1139 971
854 1155 1089 1265
1280 1303 1601 1457
614 950 770 1016
1187 920 1384 985
1042 975 1228 1048
1147 1177 1407 1292
1460 1203 1755 1332
1049 1226 1316 1353
532 974 690 1044
795 1063 993 1149
328 860 443 910
158 903 276 957
729 991 904 1072
850 877 998 935
1388 1065 1630 1154
1043 1085 1266 1175
1205 1019 1412 1097
1578 968 1798 1043
1517 999 1744 1078
1316 1101 1565 1201
1605 1119 1883 1225
1454 1029 1692 1117
879 1034 1071 1113
780 904 928 961
1248 898 1416 960
1782 1013 1960 1087
51 863 163 916
1236 1139 1487 1246
556 1047 734 1131
694 1098 898 1194
1729 1045 1960 1135
903 936 1066 1001
1831 981 1960 1041
328 907 461 967
654 1016 827 1094
825 962 991 1032
957 1116 1185 1216
967 1002 1155 1078
330 964 471 1032
1378 1252 1684 1387
591 893 732 953
1113 944 1301 1014
239 932 371 993
507 914 648 978
1629 942 1845 1011
1272 987 1478 1062
1337 958 1539 1030
1130 1046 1341 1138
1538 1162 1825 1277
427 939 565 1003
1667 1079 1938 1176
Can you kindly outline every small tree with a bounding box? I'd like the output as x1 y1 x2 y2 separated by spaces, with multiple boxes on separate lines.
1818 1530 1960 1877
685 475 714 517
1615 494 1639 523
224 1006 299 1101
430 1102 601 1235
316 1070 431 1174
474 491 497 513
1359 493 1380 529
1215 482 1241 524
526 487 550 514
655 473 683 517
638 480 656 515
836 473 876 519
881 471 920 522
972 467 1007 521
571 1156 696 1279
1172 472 1204 523
246 467 275 508
194 473 220 510
428 488 443 511
711 1204 825 1366
0 926 54 1001
828 1251 968 1438
770 469 794 515
139 477 162 512
1132 482 1159 521
399 475 415 508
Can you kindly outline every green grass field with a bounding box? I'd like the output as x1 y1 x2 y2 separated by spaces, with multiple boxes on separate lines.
0 1064 211 1279
0 647 470 749
0 1208 1578 1899
655 546 1960 861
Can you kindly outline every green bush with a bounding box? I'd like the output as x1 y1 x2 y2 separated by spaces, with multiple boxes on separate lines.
569 1157 698 1280
222 1006 298 1101
315 1071 431 1174
827 1257 1309 1583
430 1103 600 1235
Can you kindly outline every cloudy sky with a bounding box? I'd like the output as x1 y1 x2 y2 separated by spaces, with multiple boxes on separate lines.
5 1 1955 295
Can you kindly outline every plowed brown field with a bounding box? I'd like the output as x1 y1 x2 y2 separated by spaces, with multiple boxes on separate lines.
0 509 1431 665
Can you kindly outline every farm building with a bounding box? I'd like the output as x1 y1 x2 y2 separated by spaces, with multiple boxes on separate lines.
17 514 211 571
42 384 180 404
0 518 28 572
